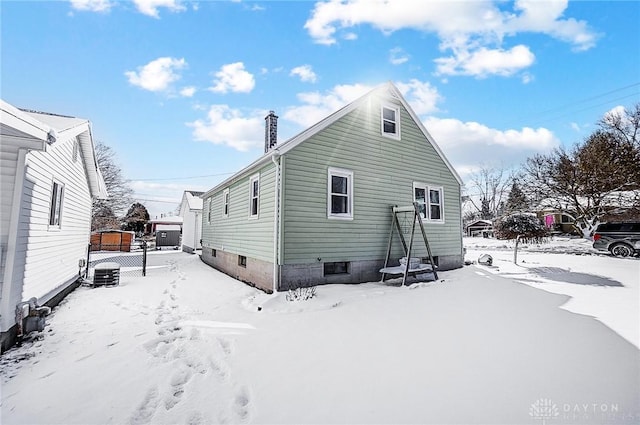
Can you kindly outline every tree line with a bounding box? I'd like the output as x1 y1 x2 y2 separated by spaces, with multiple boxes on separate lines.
464 103 640 238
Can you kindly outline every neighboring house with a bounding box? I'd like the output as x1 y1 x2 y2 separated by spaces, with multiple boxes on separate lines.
465 220 494 237
200 82 463 293
178 190 204 254
145 216 183 235
1 100 107 351
538 209 578 234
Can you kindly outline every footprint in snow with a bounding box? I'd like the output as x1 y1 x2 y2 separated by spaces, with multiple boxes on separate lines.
130 386 160 425
233 387 251 423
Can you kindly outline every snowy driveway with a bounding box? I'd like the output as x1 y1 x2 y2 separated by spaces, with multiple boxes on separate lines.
1 252 639 424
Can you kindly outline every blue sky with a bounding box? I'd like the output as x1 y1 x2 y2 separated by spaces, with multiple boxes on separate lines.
2 0 639 218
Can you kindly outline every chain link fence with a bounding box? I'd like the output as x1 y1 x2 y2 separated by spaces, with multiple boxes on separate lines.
86 242 147 280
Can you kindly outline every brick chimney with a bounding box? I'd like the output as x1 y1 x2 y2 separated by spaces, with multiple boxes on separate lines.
264 110 278 153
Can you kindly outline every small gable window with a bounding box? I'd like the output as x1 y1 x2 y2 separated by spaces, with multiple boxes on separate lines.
222 188 230 218
249 174 260 218
72 140 79 162
49 181 64 227
381 104 400 139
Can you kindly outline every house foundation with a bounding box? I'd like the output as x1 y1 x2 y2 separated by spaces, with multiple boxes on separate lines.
201 248 462 293
200 247 274 293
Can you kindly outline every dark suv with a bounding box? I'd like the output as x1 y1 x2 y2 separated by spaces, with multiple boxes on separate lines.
593 222 640 258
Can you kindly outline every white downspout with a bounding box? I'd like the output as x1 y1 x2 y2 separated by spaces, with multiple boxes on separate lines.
271 150 281 294
194 212 199 251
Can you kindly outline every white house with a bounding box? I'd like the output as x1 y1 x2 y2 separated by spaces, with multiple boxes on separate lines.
178 190 203 254
0 100 107 351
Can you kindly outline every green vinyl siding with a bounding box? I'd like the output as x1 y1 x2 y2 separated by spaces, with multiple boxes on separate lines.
201 163 276 262
281 92 461 264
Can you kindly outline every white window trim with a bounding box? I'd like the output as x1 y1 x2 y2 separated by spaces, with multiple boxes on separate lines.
381 103 401 140
222 188 230 218
413 182 445 224
327 167 354 220
248 173 260 219
48 179 64 229
207 197 212 224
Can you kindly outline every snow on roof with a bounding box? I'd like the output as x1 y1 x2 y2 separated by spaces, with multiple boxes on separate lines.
1 102 107 199
149 216 183 224
466 220 493 227
185 191 203 210
22 109 88 134
156 224 181 231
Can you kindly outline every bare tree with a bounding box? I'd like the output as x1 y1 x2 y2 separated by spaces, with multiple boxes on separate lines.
464 165 514 220
599 103 640 148
521 128 640 237
92 141 133 230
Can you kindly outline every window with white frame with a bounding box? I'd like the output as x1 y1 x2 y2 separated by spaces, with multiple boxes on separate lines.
207 197 212 223
328 167 353 219
381 104 400 139
222 188 230 218
49 181 64 227
429 188 443 220
249 174 260 218
413 182 444 222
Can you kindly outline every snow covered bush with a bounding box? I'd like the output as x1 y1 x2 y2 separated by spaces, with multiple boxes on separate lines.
494 213 548 242
285 286 317 302
495 213 549 263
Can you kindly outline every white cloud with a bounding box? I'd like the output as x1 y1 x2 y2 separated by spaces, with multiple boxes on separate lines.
180 86 196 97
284 83 373 127
132 0 186 18
389 47 409 65
125 57 187 92
70 0 113 12
209 62 255 94
290 65 318 83
521 72 534 84
506 0 598 52
396 79 441 115
304 0 597 77
434 45 535 78
423 116 560 178
284 79 442 128
187 105 264 151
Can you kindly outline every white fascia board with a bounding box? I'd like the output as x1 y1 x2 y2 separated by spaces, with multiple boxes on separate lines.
0 100 49 149
78 126 108 199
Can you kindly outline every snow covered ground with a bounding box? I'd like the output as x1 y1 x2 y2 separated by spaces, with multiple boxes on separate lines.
1 238 639 425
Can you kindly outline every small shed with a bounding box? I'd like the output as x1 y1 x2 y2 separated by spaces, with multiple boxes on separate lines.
465 220 494 237
91 230 134 252
155 224 181 249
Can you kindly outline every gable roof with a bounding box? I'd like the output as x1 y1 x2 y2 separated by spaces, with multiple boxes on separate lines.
180 190 204 212
0 100 107 199
203 81 462 197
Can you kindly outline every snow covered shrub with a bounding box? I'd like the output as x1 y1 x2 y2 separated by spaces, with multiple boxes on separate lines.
494 213 548 242
285 286 317 302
